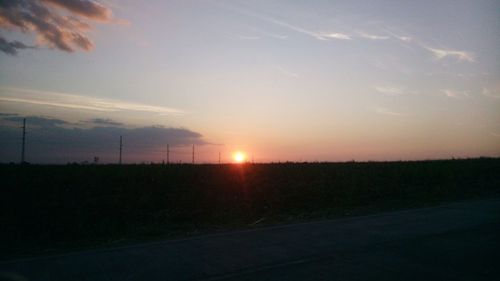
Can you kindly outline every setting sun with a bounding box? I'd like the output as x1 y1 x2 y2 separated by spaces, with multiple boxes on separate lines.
233 151 246 163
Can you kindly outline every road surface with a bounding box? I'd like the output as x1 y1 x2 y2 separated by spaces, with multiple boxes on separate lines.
1 198 499 280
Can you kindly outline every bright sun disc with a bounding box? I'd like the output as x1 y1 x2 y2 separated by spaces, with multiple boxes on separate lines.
233 151 246 163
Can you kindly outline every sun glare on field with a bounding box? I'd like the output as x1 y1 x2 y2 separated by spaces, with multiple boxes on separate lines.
233 151 246 163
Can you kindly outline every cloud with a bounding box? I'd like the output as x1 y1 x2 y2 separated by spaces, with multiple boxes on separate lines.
0 87 185 115
218 4 350 42
440 89 469 99
84 118 123 126
258 29 287 40
374 86 404 96
241 26 288 40
313 32 351 41
5 115 68 127
375 107 403 116
378 27 412 42
482 88 500 99
0 112 18 117
265 18 351 41
0 115 207 163
261 16 324 40
235 30 287 40
441 89 458 98
235 34 260 40
274 66 298 78
42 0 111 21
376 25 475 65
0 0 113 54
397 36 412 42
357 31 389 40
0 36 35 55
423 46 474 62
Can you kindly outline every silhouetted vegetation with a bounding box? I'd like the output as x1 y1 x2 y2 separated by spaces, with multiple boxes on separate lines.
1 158 499 258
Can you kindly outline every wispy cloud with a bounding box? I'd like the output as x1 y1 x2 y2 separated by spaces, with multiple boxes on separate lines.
216 3 350 42
375 107 403 116
423 46 475 62
259 16 338 41
398 36 412 42
221 3 476 70
441 89 459 98
440 89 470 99
380 25 475 63
357 31 389 40
274 66 299 78
314 32 351 41
379 27 412 42
374 86 404 96
0 87 184 115
256 16 351 41
260 32 287 40
482 88 500 99
235 34 260 40
246 27 288 40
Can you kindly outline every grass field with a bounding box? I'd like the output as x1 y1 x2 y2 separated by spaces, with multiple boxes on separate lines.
1 158 499 258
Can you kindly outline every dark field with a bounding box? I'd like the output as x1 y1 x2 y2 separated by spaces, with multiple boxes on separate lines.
1 158 499 259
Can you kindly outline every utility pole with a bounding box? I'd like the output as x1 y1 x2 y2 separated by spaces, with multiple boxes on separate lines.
21 118 26 164
167 144 170 164
192 144 195 164
218 151 221 165
119 135 123 165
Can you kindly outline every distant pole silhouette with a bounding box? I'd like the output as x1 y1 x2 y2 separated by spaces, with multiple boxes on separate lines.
21 118 26 164
167 144 170 164
192 144 195 164
219 151 221 165
119 135 123 165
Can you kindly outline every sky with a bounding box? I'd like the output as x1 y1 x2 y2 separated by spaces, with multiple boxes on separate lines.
0 0 499 163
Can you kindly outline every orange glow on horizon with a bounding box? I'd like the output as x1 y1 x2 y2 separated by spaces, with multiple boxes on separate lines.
233 151 246 163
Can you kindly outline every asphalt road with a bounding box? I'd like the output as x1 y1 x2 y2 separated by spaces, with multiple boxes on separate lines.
1 198 499 281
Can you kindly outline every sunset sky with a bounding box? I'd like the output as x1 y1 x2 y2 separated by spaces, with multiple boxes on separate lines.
1 0 499 163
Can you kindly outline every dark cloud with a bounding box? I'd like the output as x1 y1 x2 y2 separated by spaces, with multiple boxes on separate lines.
0 36 35 55
84 118 123 126
0 116 208 163
5 115 68 127
0 0 112 54
0 112 18 116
